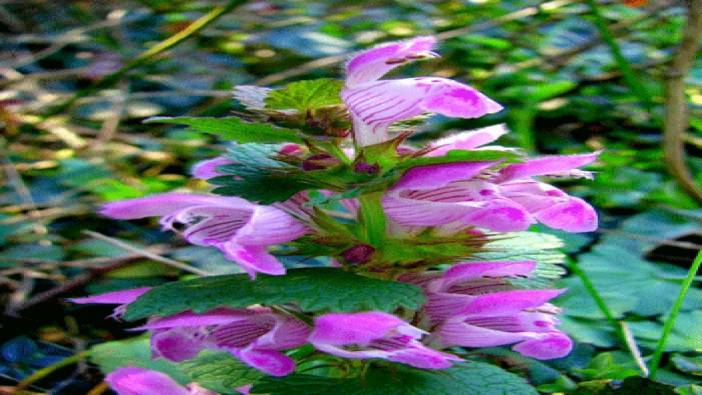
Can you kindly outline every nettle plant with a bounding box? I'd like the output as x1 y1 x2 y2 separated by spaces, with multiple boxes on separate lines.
72 36 598 394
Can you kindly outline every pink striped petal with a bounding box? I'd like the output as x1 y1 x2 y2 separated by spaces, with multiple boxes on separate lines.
437 261 537 289
496 152 599 182
436 319 530 348
139 308 256 330
343 78 501 147
105 367 191 395
235 206 307 246
427 125 509 157
392 161 497 190
176 206 251 246
68 287 151 305
345 36 438 87
100 193 251 220
191 157 235 179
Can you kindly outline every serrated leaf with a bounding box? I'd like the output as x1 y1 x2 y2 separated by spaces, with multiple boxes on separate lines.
89 336 188 384
179 351 262 394
212 175 309 204
124 268 424 321
265 79 343 112
251 362 538 395
146 117 303 144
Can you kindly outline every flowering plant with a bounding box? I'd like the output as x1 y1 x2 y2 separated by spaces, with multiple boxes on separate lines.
72 36 597 394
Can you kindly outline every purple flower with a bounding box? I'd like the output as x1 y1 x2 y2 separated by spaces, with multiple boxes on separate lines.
191 157 235 179
342 36 502 146
309 311 461 369
406 261 572 360
100 193 307 277
140 307 311 376
383 127 598 233
105 366 216 395
68 287 151 319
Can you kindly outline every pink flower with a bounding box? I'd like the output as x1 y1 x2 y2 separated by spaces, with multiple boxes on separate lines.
404 261 572 360
342 36 502 146
100 193 307 277
105 366 216 395
141 308 311 376
68 287 151 319
191 157 235 179
383 126 598 233
309 311 461 369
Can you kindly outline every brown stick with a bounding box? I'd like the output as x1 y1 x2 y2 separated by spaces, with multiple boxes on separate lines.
663 0 702 203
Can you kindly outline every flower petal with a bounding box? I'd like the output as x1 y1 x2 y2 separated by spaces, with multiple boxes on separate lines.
100 193 249 220
512 332 573 360
105 366 190 395
191 157 235 179
309 312 405 345
234 206 307 246
139 308 256 330
68 287 151 305
151 329 206 362
427 125 509 157
177 206 252 246
388 346 461 369
435 319 531 348
496 152 599 182
343 78 501 147
392 162 497 191
345 36 438 87
237 348 296 377
436 261 537 290
220 243 286 278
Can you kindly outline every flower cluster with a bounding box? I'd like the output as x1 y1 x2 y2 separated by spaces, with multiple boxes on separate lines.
73 36 598 394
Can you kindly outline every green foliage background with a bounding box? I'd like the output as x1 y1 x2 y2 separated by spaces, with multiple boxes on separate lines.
1 0 702 393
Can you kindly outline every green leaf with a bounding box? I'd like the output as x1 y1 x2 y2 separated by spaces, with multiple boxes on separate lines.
146 117 303 144
124 268 424 320
209 143 309 203
399 149 520 169
265 79 343 112
90 336 188 384
212 176 308 204
672 354 702 376
251 362 538 395
179 351 263 394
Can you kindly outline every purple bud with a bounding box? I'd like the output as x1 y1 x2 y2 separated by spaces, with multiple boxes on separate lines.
341 244 375 264
302 154 340 171
353 162 380 174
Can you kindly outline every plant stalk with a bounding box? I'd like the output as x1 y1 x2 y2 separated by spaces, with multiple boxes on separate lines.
649 249 702 379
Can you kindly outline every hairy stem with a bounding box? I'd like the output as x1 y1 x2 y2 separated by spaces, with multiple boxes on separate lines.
649 249 702 379
663 0 702 204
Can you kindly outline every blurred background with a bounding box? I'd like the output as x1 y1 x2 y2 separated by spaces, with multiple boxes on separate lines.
1 0 702 393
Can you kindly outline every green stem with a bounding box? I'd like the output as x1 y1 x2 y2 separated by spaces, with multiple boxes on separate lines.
16 350 91 390
567 260 631 352
585 0 652 110
358 192 386 246
649 249 702 379
44 0 245 118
